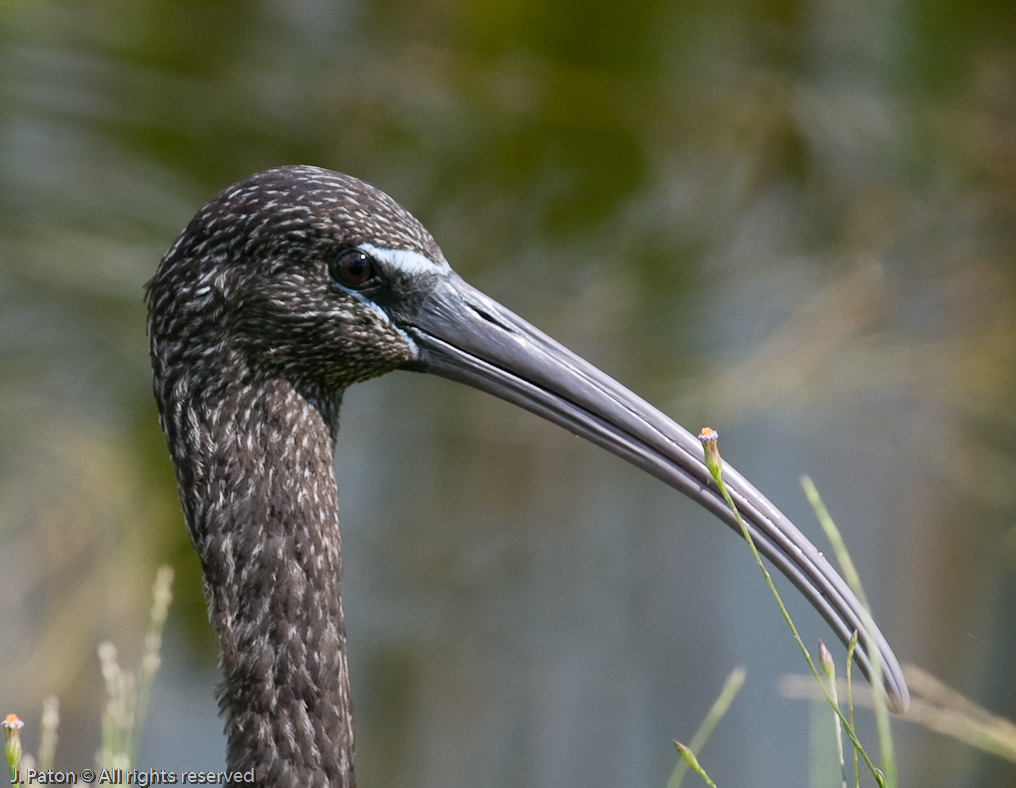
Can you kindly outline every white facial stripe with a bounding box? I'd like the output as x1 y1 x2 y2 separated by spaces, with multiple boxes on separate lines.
357 243 449 276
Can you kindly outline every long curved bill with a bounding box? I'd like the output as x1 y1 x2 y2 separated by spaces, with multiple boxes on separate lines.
402 271 909 713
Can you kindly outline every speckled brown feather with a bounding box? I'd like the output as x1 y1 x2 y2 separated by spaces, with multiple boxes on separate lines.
147 166 443 787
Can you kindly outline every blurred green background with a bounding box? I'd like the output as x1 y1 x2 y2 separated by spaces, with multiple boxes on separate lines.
2 0 1015 785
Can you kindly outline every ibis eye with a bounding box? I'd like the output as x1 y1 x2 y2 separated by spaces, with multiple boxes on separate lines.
329 248 376 289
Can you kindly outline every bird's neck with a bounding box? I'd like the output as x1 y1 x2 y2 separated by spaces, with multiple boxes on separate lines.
167 375 355 787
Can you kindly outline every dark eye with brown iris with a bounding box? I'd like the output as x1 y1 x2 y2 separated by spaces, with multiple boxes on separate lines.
329 248 376 289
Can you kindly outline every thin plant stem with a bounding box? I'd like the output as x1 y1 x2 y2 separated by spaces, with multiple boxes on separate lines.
667 667 746 788
97 565 174 770
134 566 174 761
819 641 847 788
846 633 860 788
783 666 1016 764
803 477 896 788
697 430 884 786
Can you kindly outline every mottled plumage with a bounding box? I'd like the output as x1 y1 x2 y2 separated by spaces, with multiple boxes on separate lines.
148 165 908 788
148 167 440 786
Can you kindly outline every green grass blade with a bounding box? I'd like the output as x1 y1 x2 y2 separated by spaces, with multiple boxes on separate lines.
666 667 746 788
802 477 896 788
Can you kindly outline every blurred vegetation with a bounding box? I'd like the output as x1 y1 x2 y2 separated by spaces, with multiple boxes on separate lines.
1 0 1015 786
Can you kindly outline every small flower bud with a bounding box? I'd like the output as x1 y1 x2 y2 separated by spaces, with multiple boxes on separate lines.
818 639 836 681
3 713 24 776
698 427 723 484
